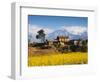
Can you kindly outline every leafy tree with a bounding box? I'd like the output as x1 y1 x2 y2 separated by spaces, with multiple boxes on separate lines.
36 29 46 43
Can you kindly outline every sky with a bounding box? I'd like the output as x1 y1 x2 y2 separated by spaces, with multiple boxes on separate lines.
28 15 87 27
28 15 88 42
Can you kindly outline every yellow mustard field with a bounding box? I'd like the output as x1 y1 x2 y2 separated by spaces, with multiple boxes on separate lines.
28 52 88 66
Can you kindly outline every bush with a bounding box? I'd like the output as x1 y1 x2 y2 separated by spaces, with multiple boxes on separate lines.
81 45 88 52
70 45 78 52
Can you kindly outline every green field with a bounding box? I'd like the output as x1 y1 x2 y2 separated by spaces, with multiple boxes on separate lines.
28 52 88 66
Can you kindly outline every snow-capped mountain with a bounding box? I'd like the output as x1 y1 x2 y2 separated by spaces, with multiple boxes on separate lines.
28 29 88 43
46 29 70 40
46 29 87 40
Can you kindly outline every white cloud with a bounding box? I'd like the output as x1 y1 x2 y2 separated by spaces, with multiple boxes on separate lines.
29 24 54 35
62 26 87 35
28 24 54 42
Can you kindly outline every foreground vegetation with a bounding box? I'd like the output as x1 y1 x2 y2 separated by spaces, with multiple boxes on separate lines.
28 52 88 66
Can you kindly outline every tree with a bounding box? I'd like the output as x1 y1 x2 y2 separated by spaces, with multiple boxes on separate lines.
36 29 46 43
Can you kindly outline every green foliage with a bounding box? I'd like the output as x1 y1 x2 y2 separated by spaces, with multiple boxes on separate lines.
36 29 46 43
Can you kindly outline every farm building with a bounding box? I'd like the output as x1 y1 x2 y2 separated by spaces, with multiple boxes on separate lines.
47 36 69 46
56 36 69 42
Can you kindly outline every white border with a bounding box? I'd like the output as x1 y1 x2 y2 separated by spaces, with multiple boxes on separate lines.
11 2 97 79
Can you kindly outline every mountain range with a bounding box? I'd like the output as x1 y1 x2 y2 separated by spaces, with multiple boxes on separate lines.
29 29 88 43
46 29 87 40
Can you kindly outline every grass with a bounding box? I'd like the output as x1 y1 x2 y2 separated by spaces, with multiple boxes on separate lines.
28 52 88 66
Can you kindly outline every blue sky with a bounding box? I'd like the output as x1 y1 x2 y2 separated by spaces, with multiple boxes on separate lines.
28 15 88 30
28 15 88 36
